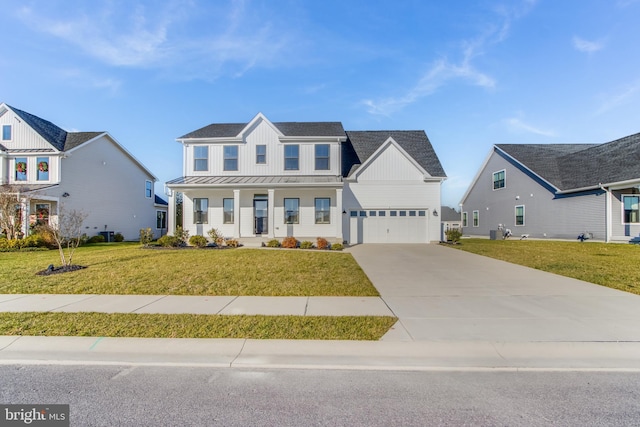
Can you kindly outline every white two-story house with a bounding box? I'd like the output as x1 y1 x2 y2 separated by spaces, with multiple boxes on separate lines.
0 103 166 240
166 113 447 244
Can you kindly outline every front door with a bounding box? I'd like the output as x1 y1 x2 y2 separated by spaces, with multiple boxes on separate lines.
254 197 268 234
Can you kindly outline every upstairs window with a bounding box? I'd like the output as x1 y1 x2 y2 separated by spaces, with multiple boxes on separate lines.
2 125 11 141
15 158 27 181
37 157 49 181
284 145 299 170
224 145 238 171
493 170 505 190
145 180 152 198
315 144 330 170
194 146 208 171
193 198 208 224
623 195 639 223
256 145 266 164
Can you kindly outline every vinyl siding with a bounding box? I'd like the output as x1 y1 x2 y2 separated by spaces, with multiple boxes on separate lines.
0 110 55 150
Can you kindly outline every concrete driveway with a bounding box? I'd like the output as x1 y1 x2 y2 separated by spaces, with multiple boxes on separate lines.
349 244 640 342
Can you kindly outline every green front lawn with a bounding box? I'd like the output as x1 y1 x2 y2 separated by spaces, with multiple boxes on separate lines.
0 243 377 296
0 312 396 340
449 239 640 295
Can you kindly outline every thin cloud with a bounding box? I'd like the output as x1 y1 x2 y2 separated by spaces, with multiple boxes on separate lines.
572 36 604 53
363 0 537 116
504 117 556 137
596 80 640 115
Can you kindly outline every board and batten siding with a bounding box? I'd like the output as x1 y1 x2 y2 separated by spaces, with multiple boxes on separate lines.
38 135 157 241
0 110 55 151
184 120 341 177
462 150 606 239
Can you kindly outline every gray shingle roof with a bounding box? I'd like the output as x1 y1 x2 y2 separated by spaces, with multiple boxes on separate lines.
440 206 460 221
344 130 446 178
497 133 640 191
180 122 346 139
64 132 104 150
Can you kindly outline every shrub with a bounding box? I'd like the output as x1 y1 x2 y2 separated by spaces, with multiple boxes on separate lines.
331 243 344 251
225 239 239 248
266 239 281 248
139 228 154 246
114 232 124 242
174 226 189 244
157 234 182 247
207 228 225 246
316 237 329 250
31 226 56 248
300 240 314 249
87 235 106 244
281 236 298 248
189 235 208 248
445 228 462 243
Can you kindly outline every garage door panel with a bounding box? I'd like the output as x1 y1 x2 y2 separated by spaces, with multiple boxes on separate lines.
359 210 428 243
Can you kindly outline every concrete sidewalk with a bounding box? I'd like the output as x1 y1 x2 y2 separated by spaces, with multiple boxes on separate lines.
0 294 393 316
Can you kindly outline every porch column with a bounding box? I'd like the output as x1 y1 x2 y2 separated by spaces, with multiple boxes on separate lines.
267 188 275 238
233 189 241 238
605 187 612 242
20 198 29 237
167 191 175 236
335 188 343 241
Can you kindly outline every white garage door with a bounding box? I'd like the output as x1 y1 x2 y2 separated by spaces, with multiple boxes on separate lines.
350 209 429 243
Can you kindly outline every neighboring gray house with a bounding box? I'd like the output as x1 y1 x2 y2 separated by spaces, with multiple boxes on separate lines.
0 103 162 240
459 132 640 242
166 113 447 244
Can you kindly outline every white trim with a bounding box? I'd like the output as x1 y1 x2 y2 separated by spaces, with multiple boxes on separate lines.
492 169 506 191
621 194 640 224
515 204 525 226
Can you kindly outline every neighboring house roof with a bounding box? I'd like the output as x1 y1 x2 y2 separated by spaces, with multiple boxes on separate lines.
179 121 346 139
344 131 447 178
496 132 640 192
154 195 168 205
440 206 460 222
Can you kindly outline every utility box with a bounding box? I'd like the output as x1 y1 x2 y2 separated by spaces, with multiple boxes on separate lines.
99 231 115 242
489 230 498 240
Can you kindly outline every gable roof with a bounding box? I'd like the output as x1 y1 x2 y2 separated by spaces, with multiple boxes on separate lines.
496 132 640 191
4 104 105 152
344 131 446 178
440 206 460 221
179 121 346 139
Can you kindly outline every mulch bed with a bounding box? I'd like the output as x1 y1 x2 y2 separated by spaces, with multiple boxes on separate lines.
36 265 87 276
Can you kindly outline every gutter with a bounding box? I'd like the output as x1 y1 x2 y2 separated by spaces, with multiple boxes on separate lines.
599 183 612 243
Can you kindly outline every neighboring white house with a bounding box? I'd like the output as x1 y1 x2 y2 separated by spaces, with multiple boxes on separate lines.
166 113 447 244
459 132 640 242
0 103 165 240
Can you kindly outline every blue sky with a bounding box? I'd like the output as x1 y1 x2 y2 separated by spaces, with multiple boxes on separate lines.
2 0 639 208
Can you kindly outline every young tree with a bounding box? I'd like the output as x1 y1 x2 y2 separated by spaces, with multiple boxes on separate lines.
0 185 26 240
45 206 87 267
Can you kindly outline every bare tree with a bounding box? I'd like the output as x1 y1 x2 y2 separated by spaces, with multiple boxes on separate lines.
45 205 87 267
0 185 27 240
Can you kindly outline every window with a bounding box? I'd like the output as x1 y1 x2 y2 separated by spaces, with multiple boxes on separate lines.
223 198 234 224
399 211 407 217
145 180 152 198
462 212 468 227
256 145 266 164
284 198 299 224
2 125 11 141
418 211 426 216
493 170 505 190
315 144 330 170
156 211 167 229
623 195 639 223
15 157 27 181
472 210 479 227
409 211 416 216
35 203 50 225
379 211 386 216
284 145 299 170
193 198 208 224
350 211 358 217
369 211 377 216
515 205 525 226
315 198 330 224
223 145 238 171
390 211 397 216
36 157 49 181
194 146 208 171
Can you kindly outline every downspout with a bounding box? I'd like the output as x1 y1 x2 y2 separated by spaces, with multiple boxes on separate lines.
599 183 611 243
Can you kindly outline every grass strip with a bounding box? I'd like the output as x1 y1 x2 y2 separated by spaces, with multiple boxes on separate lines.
448 239 640 295
0 243 377 296
0 312 397 340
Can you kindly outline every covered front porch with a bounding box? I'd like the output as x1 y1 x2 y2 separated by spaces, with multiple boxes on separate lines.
166 176 344 242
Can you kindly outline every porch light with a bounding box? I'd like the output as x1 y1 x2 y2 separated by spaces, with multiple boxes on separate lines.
62 192 70 197
432 209 438 217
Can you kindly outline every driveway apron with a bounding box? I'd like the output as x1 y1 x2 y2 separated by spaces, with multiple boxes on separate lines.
349 244 640 342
